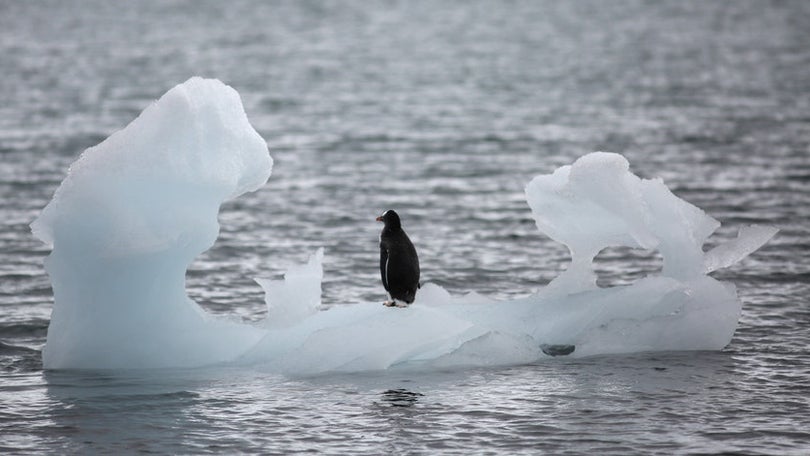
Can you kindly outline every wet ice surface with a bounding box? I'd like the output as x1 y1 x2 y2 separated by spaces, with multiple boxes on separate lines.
2 0 810 454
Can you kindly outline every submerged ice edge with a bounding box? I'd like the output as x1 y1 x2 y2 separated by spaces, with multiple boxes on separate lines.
32 77 777 372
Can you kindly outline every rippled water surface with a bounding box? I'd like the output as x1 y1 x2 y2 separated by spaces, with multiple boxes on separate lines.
2 0 809 454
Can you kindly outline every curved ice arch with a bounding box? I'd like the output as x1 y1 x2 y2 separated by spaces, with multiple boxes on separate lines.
32 78 777 372
526 152 717 290
32 78 272 369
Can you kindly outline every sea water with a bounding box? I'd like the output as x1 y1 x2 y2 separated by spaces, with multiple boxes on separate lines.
1 1 809 454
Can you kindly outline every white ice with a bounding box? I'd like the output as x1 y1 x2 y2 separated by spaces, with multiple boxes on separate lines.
32 77 777 373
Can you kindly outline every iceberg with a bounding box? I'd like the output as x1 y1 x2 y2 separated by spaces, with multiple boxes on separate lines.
32 77 777 373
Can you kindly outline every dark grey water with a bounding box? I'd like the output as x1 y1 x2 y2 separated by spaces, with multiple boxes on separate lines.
2 0 809 454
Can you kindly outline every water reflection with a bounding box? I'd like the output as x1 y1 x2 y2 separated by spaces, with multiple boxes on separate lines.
380 388 424 408
41 367 233 454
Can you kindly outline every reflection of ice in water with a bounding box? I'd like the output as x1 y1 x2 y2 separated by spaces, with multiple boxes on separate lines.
31 78 777 373
380 389 424 408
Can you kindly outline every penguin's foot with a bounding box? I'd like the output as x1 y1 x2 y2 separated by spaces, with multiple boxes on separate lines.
383 300 410 308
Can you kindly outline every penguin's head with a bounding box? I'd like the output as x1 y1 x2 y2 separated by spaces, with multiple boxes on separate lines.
376 209 401 229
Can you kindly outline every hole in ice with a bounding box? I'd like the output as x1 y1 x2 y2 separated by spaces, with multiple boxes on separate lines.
593 246 663 288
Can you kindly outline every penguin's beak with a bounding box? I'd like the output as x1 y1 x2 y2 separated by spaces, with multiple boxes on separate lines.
375 216 383 222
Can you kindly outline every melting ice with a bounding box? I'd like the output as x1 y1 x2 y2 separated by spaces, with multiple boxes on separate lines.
32 78 777 373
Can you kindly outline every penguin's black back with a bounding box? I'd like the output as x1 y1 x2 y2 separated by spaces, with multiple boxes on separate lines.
379 210 420 303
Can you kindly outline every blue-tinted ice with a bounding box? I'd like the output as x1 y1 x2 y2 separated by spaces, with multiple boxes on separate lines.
32 78 777 373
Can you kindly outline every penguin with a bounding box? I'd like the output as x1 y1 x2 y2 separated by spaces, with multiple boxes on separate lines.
376 210 420 307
